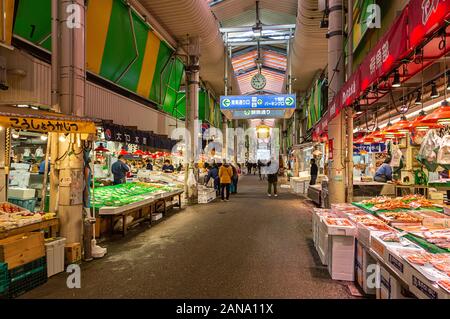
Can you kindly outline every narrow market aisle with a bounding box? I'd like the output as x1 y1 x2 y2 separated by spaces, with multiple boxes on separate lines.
23 176 355 299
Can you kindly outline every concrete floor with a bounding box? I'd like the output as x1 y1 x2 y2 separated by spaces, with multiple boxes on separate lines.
22 175 356 299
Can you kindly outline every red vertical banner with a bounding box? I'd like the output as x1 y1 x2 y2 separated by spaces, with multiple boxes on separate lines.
408 0 450 49
359 10 408 92
328 139 334 160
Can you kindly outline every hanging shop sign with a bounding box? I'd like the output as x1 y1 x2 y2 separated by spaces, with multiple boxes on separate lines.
408 0 450 49
354 143 386 154
0 115 97 134
220 94 296 110
102 122 177 150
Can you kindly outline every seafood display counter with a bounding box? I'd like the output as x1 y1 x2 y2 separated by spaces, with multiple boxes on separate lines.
312 195 450 299
0 202 58 239
93 182 183 236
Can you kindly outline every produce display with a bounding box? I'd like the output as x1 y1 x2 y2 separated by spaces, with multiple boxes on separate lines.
0 202 56 231
93 182 179 209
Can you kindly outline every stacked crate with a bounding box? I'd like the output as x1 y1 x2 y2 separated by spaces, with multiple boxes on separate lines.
0 232 47 298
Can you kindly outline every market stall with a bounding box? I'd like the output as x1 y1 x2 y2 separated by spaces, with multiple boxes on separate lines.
313 196 450 299
0 106 97 298
91 122 184 237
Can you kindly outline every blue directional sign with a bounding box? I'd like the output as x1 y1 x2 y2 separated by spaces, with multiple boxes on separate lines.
220 94 296 110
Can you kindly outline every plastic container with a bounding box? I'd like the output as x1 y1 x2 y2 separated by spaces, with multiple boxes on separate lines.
6 257 47 299
0 262 8 296
7 198 36 212
45 238 66 277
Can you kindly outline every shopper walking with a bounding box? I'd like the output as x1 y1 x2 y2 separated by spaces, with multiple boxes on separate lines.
310 158 318 185
267 168 279 197
231 164 239 194
219 160 233 201
111 155 130 185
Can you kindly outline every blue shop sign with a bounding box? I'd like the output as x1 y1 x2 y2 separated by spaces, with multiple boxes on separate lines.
220 94 296 109
354 143 386 154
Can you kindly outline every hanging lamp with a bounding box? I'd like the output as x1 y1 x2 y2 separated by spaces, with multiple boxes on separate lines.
118 148 129 156
95 143 109 152
133 149 145 156
386 116 411 134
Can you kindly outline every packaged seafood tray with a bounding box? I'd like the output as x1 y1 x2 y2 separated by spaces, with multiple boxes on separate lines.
377 211 422 225
356 220 393 247
370 231 422 263
401 252 450 299
323 218 356 236
408 210 450 228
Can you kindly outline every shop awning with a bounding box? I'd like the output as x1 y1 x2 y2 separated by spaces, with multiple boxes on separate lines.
0 106 98 134
313 0 450 139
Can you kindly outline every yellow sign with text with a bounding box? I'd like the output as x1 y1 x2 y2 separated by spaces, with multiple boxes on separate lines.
0 116 97 134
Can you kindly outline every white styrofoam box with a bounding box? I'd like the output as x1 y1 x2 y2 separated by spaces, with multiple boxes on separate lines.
45 237 66 277
8 187 36 200
327 235 355 281
378 263 415 300
377 263 391 299
317 220 329 266
152 213 163 221
385 245 424 280
323 218 356 236
404 262 449 299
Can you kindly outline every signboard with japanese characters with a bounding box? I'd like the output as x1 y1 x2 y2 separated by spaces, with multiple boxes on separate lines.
359 10 408 91
102 122 177 150
0 116 97 134
231 109 286 119
220 94 296 110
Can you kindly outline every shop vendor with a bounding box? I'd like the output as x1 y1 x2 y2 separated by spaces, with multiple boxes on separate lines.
111 155 130 185
162 159 175 173
374 157 392 183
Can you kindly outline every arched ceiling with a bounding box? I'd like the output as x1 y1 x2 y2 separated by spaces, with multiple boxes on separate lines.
137 0 328 98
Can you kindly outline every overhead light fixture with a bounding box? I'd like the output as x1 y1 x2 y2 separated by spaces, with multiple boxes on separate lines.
31 106 39 110
431 81 439 99
59 134 67 143
17 104 28 108
252 25 262 38
392 69 401 88
354 102 363 115
447 71 450 91
12 131 19 139
415 90 422 105
40 135 48 141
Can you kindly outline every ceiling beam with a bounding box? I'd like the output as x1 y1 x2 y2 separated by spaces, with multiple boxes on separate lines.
235 65 286 76
220 24 296 33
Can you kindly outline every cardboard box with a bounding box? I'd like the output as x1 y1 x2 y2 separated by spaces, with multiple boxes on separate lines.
64 242 81 264
0 232 45 269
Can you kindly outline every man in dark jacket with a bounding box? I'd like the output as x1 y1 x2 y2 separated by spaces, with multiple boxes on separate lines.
267 169 279 197
205 163 220 195
310 158 318 185
111 155 130 185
